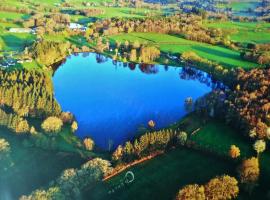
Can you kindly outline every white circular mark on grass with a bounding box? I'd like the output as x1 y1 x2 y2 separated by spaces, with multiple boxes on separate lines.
124 171 135 184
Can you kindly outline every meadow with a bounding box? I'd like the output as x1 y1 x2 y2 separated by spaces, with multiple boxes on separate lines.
85 148 235 200
205 21 270 44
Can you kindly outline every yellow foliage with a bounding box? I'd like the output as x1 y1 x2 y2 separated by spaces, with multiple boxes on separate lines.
229 145 240 159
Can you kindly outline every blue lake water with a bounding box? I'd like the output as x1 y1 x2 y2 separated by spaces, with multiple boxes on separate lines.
53 53 215 149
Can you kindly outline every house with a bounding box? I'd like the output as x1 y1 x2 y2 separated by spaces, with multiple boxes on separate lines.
69 23 87 31
9 28 33 33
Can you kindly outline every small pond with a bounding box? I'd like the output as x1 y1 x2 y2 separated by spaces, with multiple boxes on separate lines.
53 53 219 149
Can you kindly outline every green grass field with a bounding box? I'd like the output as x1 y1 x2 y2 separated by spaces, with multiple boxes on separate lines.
0 11 30 20
108 32 258 69
205 21 270 44
85 148 235 200
190 121 254 158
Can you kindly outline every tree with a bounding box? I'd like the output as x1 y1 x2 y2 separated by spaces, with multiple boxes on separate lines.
253 140 266 156
267 127 270 139
177 132 188 146
71 121 78 133
229 145 241 159
176 184 205 200
204 175 239 200
41 116 63 133
20 187 65 200
83 138 94 150
112 145 123 162
15 119 30 134
239 157 260 184
148 120 155 128
60 112 74 123
132 40 140 49
129 49 137 62
0 138 10 154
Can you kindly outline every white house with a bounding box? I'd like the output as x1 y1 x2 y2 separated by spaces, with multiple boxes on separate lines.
9 28 33 33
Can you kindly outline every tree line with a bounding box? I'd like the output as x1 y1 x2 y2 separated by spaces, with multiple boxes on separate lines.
112 129 187 164
20 158 112 200
86 14 226 45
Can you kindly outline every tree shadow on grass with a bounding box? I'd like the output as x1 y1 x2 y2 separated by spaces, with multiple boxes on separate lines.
192 45 240 60
1 34 34 51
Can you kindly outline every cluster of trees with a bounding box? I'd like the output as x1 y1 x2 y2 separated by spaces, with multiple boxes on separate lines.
0 69 64 136
87 14 225 45
67 8 105 17
20 158 113 200
0 5 33 14
29 40 71 66
112 129 187 164
23 13 70 33
176 175 239 200
181 51 232 84
112 42 160 63
0 69 61 117
241 43 270 66
195 68 270 140
0 108 30 134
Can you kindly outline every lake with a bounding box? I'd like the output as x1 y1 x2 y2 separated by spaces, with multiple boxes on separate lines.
53 53 217 149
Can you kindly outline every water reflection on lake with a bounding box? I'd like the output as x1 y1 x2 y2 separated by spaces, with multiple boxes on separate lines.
53 53 219 149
